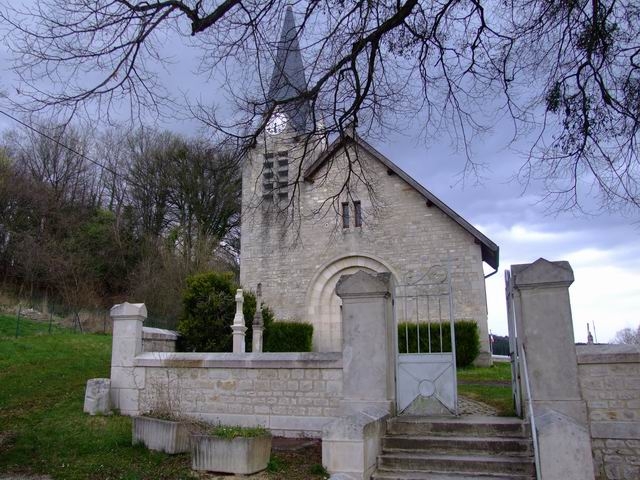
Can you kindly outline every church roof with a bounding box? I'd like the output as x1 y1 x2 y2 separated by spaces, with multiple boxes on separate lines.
268 6 311 133
304 133 500 269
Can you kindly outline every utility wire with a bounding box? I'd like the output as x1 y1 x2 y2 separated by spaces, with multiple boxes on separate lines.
0 108 146 190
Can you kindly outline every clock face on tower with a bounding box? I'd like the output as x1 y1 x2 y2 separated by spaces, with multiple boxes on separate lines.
266 112 288 135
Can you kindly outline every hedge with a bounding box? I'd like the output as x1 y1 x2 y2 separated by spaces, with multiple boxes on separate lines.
397 320 480 368
176 271 274 352
264 321 313 352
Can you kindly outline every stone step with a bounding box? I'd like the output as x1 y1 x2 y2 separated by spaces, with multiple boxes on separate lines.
377 452 536 477
382 435 532 456
372 470 536 480
387 416 529 438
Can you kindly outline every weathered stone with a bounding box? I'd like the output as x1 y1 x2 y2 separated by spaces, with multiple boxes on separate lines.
190 433 272 474
336 271 394 415
83 378 111 415
240 129 495 362
132 416 190 454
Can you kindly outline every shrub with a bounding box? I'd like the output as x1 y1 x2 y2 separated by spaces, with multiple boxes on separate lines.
397 320 480 368
176 271 273 352
264 321 313 352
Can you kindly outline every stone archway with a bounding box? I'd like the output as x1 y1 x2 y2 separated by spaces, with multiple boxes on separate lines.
305 255 398 352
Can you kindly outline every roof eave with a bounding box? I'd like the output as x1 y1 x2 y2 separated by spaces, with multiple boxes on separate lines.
304 133 500 269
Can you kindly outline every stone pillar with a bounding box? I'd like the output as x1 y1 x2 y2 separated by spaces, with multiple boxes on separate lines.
335 270 395 415
511 258 595 479
252 283 264 353
231 289 247 353
110 302 146 415
323 270 394 480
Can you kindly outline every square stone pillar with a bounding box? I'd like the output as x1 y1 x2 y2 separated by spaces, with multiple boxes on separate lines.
335 270 395 415
110 302 146 415
511 258 595 479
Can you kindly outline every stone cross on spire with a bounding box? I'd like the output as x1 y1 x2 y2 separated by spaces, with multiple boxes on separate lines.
267 5 311 133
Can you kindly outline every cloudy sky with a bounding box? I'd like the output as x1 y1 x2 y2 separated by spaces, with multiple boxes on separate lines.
370 133 640 344
1 4 638 344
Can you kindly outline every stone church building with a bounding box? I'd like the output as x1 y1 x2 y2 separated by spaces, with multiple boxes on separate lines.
239 7 499 365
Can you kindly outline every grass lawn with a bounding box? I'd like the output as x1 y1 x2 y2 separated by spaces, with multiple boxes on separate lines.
457 361 516 416
0 315 325 480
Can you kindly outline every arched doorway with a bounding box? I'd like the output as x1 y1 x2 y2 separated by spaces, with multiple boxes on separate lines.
305 255 397 352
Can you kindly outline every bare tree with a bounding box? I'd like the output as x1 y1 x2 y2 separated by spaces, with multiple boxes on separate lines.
612 325 640 345
1 0 639 213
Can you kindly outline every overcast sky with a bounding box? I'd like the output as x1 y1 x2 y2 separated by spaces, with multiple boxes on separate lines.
1 5 638 344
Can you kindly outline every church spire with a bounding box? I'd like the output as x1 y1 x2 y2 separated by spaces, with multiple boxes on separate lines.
267 6 311 133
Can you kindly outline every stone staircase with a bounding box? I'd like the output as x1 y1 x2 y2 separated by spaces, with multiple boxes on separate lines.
372 416 536 480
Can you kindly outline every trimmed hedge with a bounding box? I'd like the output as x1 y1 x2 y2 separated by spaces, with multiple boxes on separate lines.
176 271 274 352
264 321 313 352
397 320 480 368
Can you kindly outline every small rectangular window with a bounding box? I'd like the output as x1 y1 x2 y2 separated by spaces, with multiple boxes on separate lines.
263 161 273 169
342 202 350 228
278 181 288 189
264 171 274 179
354 201 362 227
277 151 289 158
278 159 288 167
263 182 273 192
264 152 275 159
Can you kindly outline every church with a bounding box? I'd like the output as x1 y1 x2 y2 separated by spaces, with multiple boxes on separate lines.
239 7 499 366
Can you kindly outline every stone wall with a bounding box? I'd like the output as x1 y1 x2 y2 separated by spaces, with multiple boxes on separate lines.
240 133 491 362
142 327 178 353
133 352 343 437
577 344 640 480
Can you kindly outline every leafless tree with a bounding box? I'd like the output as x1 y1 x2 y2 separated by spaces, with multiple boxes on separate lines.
1 0 639 213
612 325 640 345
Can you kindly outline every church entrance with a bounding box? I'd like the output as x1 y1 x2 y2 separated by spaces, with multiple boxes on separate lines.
394 265 458 415
305 255 396 352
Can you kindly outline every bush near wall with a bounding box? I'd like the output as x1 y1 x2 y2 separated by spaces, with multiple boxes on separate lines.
264 321 313 352
176 271 274 352
397 320 480 368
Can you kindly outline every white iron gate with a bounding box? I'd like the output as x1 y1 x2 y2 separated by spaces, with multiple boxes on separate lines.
395 265 457 415
504 270 523 417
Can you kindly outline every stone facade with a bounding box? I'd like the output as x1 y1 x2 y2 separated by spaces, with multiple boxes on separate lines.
136 354 343 436
577 344 640 480
240 132 497 363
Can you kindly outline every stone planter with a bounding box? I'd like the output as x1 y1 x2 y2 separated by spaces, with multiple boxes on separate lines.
132 416 190 454
190 433 272 474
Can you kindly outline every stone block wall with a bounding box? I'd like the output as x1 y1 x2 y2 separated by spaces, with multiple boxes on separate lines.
241 136 491 362
577 344 640 480
133 352 343 437
142 327 178 353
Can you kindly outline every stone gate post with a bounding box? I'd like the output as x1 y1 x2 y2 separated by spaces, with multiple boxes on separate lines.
335 270 395 414
110 302 146 415
322 270 395 480
511 259 595 479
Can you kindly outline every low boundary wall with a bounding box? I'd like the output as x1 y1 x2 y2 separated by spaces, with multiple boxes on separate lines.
135 352 343 437
577 344 640 480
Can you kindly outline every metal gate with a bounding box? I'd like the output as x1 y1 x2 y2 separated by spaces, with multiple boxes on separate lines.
504 270 523 417
394 265 457 415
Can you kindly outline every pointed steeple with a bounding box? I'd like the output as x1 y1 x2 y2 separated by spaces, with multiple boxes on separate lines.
268 6 311 133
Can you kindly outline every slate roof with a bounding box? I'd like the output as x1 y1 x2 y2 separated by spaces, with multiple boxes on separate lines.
304 132 500 269
268 6 311 133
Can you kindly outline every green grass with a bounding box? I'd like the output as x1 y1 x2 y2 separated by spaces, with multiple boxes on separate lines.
457 362 515 416
0 313 69 337
0 315 196 480
457 361 512 382
207 424 270 439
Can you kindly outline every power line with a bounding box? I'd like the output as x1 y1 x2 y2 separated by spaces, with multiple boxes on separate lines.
0 108 145 190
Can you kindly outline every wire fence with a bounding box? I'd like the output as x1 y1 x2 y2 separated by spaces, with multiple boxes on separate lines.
1 295 179 338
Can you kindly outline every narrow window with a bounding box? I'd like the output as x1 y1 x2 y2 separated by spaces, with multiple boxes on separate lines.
354 201 362 227
342 202 350 228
